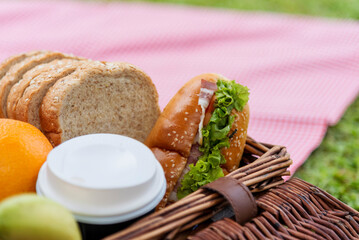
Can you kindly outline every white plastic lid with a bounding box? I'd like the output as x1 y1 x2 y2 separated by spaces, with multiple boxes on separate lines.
36 134 166 225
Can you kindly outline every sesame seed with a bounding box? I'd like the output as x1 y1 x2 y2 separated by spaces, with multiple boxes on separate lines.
184 131 187 135
172 164 175 167
184 118 188 121
185 112 189 114
168 133 171 136
181 136 184 139
173 131 176 134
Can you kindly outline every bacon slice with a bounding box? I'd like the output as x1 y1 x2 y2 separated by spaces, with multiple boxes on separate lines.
198 79 217 109
203 95 216 126
169 143 201 202
201 79 217 91
197 80 217 145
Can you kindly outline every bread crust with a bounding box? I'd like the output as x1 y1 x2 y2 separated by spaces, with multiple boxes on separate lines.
0 51 73 118
0 51 44 79
39 61 100 144
145 73 219 157
7 57 82 120
15 59 84 128
145 73 250 207
40 61 161 146
0 51 45 117
221 104 249 172
151 147 187 210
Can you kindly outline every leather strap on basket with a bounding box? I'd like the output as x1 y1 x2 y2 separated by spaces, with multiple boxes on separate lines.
202 177 257 224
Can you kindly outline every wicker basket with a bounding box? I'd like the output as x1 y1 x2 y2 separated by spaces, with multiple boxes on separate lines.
190 177 359 240
104 137 293 240
104 137 358 240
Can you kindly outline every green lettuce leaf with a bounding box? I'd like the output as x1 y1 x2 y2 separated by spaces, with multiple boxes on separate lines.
177 79 249 199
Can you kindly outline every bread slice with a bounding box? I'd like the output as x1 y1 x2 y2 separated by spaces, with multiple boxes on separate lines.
7 57 82 120
0 51 44 80
0 51 75 118
40 61 160 146
16 59 86 130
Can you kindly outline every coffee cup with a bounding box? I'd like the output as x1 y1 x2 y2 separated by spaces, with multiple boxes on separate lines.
36 134 166 239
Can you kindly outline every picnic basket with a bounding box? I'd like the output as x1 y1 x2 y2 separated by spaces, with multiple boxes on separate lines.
190 177 359 240
104 136 359 240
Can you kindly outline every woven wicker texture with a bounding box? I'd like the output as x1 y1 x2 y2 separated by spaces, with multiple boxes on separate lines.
104 137 292 240
190 178 359 240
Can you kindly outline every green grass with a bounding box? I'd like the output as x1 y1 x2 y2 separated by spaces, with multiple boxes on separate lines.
122 0 359 19
116 0 359 209
295 98 359 210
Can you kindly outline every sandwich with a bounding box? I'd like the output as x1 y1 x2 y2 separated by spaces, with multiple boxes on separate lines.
145 73 250 209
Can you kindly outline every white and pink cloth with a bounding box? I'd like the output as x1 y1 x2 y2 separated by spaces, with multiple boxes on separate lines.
1 1 359 176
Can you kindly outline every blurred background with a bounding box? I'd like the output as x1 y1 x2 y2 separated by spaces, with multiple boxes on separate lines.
121 0 359 19
96 0 359 209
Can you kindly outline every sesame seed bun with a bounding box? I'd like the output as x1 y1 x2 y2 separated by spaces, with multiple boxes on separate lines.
145 73 250 209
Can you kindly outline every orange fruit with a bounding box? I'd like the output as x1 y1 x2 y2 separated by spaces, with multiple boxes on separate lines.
0 119 53 201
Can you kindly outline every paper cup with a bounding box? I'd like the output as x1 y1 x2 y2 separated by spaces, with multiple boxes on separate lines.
36 134 166 239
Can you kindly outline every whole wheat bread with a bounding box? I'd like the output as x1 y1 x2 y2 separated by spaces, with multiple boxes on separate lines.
0 51 74 118
40 61 160 146
16 59 86 130
7 57 82 119
0 51 43 80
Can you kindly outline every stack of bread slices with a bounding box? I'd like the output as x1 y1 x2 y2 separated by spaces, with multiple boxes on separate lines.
0 50 160 146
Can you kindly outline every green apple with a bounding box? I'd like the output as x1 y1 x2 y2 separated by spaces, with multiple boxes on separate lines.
0 194 81 240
